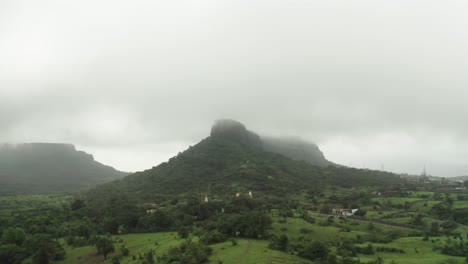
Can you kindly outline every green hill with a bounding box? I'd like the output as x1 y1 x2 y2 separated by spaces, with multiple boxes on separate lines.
86 120 401 204
0 143 128 195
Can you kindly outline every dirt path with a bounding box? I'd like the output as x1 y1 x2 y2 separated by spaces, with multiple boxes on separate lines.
237 240 252 264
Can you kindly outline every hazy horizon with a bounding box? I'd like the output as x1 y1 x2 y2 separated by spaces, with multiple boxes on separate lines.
1 0 468 177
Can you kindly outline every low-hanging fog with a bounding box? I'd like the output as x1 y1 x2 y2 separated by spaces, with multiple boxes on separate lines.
1 0 467 176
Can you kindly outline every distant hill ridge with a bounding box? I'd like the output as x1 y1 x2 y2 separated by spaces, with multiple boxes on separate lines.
0 143 128 195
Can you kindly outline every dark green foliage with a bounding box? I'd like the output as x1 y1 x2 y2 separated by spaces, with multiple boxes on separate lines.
1 228 26 246
302 214 316 224
437 237 468 257
355 244 374 255
374 246 405 253
95 236 115 260
410 214 425 226
228 238 238 246
158 241 212 264
217 211 272 238
120 245 130 256
71 199 86 211
31 239 65 264
177 226 190 238
291 237 329 261
146 250 155 263
268 234 289 252
432 202 453 220
320 204 332 214
0 244 27 264
199 230 227 245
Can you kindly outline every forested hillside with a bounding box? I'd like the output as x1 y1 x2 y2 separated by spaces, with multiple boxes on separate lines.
0 143 128 194
85 120 402 216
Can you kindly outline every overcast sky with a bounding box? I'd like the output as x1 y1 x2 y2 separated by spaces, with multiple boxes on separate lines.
1 0 467 177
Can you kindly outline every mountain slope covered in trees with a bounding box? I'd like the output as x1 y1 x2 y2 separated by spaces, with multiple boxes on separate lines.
85 120 401 207
0 143 128 194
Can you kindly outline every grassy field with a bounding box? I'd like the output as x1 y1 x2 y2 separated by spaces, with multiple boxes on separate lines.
271 217 368 241
49 232 183 264
356 237 465 264
371 197 426 206
45 232 311 264
210 239 312 264
453 200 468 209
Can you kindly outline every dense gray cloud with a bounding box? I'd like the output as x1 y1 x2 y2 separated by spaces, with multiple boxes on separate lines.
1 0 467 176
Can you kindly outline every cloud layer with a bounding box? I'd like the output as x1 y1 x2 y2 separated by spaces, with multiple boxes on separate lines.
1 0 467 176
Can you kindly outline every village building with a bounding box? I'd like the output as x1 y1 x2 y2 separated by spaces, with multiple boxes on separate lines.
332 208 358 216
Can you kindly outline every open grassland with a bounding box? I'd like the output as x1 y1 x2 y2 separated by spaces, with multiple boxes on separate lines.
356 237 465 264
364 208 403 219
49 233 310 264
453 200 468 209
209 239 312 264
371 197 426 206
271 217 368 241
50 232 183 264
408 191 435 198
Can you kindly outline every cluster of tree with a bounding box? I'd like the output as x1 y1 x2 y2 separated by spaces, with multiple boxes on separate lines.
268 235 385 264
157 241 212 264
434 236 468 257
0 228 65 264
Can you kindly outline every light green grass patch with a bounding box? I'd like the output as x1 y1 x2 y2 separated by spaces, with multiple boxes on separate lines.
356 237 465 264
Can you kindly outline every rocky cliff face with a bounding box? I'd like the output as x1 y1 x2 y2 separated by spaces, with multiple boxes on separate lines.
0 143 128 194
209 120 331 167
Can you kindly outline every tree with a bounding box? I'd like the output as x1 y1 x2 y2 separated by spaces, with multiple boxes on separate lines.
0 244 27 264
1 228 26 246
320 204 332 214
32 240 59 264
268 234 289 252
95 236 115 260
158 241 212 264
177 226 190 239
293 237 329 261
71 199 86 211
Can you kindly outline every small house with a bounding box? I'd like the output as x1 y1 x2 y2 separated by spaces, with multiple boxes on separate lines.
332 208 358 216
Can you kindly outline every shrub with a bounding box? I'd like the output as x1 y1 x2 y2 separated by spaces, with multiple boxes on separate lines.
299 228 313 234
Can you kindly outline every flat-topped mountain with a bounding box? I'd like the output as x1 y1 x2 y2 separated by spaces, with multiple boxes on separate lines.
0 143 128 195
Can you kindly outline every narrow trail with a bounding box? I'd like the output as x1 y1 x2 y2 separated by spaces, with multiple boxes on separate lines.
237 240 252 264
